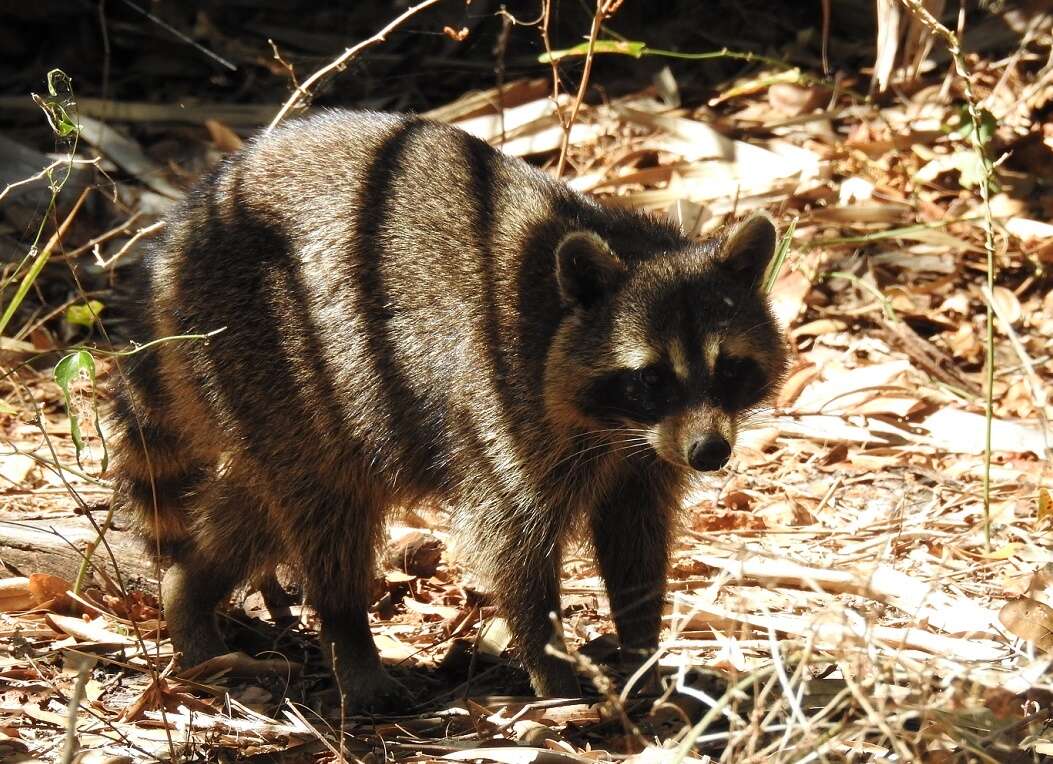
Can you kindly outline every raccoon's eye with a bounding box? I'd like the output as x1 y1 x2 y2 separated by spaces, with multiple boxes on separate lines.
583 365 669 424
714 355 767 410
637 367 661 389
624 366 663 411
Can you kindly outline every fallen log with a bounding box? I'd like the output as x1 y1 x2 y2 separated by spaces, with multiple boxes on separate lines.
0 511 159 588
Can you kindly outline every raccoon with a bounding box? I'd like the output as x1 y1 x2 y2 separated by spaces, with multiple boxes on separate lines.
108 110 787 710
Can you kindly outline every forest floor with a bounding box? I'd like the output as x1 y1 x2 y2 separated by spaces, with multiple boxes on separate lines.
2 4 1053 763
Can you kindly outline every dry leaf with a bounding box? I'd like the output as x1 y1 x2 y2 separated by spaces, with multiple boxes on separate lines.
204 119 243 153
386 530 443 578
1039 487 1052 524
919 408 1052 456
769 271 812 330
478 616 515 656
178 651 301 681
45 614 134 645
0 454 35 485
403 597 460 620
28 573 72 605
991 286 1022 325
1005 217 1053 241
768 83 828 116
374 633 419 662
0 577 32 612
444 747 594 764
443 25 469 42
998 598 1053 653
28 573 74 612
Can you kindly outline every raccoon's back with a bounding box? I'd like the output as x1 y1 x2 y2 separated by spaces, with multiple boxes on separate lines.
140 112 574 491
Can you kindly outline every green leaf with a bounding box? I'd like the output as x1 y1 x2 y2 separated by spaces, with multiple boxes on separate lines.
948 105 997 145
956 152 987 190
65 300 105 327
54 350 108 472
538 39 646 64
33 69 79 140
914 151 997 192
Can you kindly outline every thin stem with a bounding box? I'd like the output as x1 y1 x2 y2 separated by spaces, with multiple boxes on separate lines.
897 0 998 550
556 0 623 177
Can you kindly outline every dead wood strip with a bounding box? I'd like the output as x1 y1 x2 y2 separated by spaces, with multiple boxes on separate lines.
695 554 1001 637
672 592 1005 662
0 96 279 126
0 514 156 585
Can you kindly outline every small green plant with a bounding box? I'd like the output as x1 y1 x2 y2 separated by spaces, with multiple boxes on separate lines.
65 300 105 328
0 69 81 337
54 350 107 472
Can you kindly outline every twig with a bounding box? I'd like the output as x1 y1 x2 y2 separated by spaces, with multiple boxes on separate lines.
981 284 1051 462
266 0 444 132
555 0 623 178
117 0 236 71
94 220 165 268
284 701 344 762
59 653 96 764
59 211 142 259
673 665 776 762
0 186 91 337
493 10 513 147
538 0 566 136
897 0 999 550
0 157 99 204
268 38 300 91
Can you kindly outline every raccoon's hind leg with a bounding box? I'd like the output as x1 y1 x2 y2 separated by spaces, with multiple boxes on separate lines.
161 552 240 667
163 463 278 668
289 487 412 711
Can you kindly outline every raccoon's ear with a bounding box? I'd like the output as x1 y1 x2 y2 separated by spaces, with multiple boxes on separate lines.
719 213 778 287
555 231 626 308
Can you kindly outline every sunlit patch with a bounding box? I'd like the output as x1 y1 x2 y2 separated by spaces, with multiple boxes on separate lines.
667 338 689 380
615 344 658 369
704 336 721 377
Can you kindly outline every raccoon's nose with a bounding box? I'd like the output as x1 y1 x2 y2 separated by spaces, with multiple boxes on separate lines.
687 435 731 471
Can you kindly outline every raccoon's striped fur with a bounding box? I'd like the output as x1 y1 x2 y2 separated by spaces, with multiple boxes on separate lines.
108 111 787 709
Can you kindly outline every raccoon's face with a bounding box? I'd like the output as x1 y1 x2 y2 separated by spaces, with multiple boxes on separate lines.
545 213 787 472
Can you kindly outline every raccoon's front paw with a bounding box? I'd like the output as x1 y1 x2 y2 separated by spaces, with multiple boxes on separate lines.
337 668 414 713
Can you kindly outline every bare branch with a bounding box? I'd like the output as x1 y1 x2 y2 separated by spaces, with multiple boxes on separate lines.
266 0 445 133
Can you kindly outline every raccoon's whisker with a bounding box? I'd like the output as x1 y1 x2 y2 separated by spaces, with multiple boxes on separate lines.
540 427 655 479
603 441 656 460
737 416 779 427
616 445 659 464
738 410 777 429
564 435 654 472
539 438 619 481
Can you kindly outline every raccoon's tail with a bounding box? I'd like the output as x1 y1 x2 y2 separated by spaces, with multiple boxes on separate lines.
108 350 212 560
